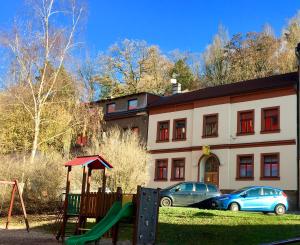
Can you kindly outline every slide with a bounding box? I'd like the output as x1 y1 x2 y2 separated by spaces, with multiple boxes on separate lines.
66 201 133 245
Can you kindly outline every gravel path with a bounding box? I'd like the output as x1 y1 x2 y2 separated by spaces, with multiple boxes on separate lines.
0 228 131 245
0 229 59 245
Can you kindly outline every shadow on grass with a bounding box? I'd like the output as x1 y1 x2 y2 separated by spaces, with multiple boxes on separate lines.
192 211 215 218
157 223 300 245
17 211 300 245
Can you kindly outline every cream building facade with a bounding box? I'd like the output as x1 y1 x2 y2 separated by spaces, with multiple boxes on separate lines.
146 72 299 208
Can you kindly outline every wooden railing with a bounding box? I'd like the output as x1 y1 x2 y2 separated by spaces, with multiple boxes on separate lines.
67 194 81 216
67 191 135 219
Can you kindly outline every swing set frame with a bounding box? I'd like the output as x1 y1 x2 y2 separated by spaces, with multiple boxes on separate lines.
0 180 29 232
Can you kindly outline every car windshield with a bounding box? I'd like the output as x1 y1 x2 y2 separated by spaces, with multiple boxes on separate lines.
163 183 181 191
231 187 250 194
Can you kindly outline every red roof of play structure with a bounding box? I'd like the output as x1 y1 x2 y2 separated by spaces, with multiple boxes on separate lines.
64 155 113 170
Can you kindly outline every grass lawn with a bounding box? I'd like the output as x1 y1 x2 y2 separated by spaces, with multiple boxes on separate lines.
1 208 300 245
157 207 300 245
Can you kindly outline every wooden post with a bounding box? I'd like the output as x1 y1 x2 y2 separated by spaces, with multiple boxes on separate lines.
112 187 122 245
81 166 87 196
15 180 30 232
5 183 17 229
86 168 92 194
102 168 106 193
57 166 71 241
77 166 88 234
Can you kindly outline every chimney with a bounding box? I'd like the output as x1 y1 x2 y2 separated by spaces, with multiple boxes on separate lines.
171 76 181 95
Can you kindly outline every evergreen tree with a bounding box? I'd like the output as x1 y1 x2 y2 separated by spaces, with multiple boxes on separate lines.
170 59 195 90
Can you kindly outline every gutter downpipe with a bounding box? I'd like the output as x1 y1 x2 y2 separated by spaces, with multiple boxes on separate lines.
295 43 300 209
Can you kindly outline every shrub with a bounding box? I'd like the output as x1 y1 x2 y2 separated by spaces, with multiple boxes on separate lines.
0 152 66 214
87 127 149 193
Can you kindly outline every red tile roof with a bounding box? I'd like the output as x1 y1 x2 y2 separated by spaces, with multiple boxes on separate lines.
65 155 113 169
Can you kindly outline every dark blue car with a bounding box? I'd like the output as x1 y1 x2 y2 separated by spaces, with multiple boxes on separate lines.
212 186 288 215
160 182 221 207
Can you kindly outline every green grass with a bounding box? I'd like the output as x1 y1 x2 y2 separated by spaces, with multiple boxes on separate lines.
2 208 300 245
157 207 300 245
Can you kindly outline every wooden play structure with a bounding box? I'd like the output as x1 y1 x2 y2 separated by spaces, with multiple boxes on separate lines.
56 155 160 244
56 155 114 240
65 186 160 245
0 180 29 232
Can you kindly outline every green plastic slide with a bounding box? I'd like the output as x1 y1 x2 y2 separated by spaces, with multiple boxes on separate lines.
66 201 133 245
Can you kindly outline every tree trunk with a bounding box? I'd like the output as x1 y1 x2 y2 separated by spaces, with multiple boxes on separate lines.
30 110 41 163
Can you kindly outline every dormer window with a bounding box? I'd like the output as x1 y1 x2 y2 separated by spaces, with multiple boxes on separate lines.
107 103 116 113
128 99 138 110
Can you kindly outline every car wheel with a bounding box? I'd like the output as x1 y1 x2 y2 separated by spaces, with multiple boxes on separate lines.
160 197 172 207
275 204 286 215
229 202 239 212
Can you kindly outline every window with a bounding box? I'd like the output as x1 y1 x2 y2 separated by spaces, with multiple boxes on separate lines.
207 184 218 193
131 127 139 135
171 158 185 180
128 99 138 110
247 188 262 197
203 114 218 137
173 119 187 140
237 110 255 135
261 153 280 179
157 121 170 142
262 188 280 196
195 183 207 192
176 183 193 192
76 135 87 146
261 107 280 133
236 155 254 180
155 159 168 181
107 103 116 113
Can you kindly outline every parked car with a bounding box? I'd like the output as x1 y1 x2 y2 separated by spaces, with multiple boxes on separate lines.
212 186 288 215
160 182 221 207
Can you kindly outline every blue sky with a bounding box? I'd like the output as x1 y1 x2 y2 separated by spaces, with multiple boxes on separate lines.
1 0 300 54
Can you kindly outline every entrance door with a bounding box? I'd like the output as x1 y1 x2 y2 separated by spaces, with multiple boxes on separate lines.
204 156 219 186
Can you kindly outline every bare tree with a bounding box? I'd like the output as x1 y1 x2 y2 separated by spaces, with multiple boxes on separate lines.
0 0 84 162
77 53 101 102
98 39 172 96
203 24 230 86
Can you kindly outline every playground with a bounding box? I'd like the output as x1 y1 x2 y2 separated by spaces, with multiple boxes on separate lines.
1 207 300 245
0 155 160 245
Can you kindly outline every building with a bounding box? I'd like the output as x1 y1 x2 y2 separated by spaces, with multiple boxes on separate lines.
93 92 161 142
146 72 299 209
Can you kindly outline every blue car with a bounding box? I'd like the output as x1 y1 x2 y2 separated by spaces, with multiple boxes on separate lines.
212 186 288 215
